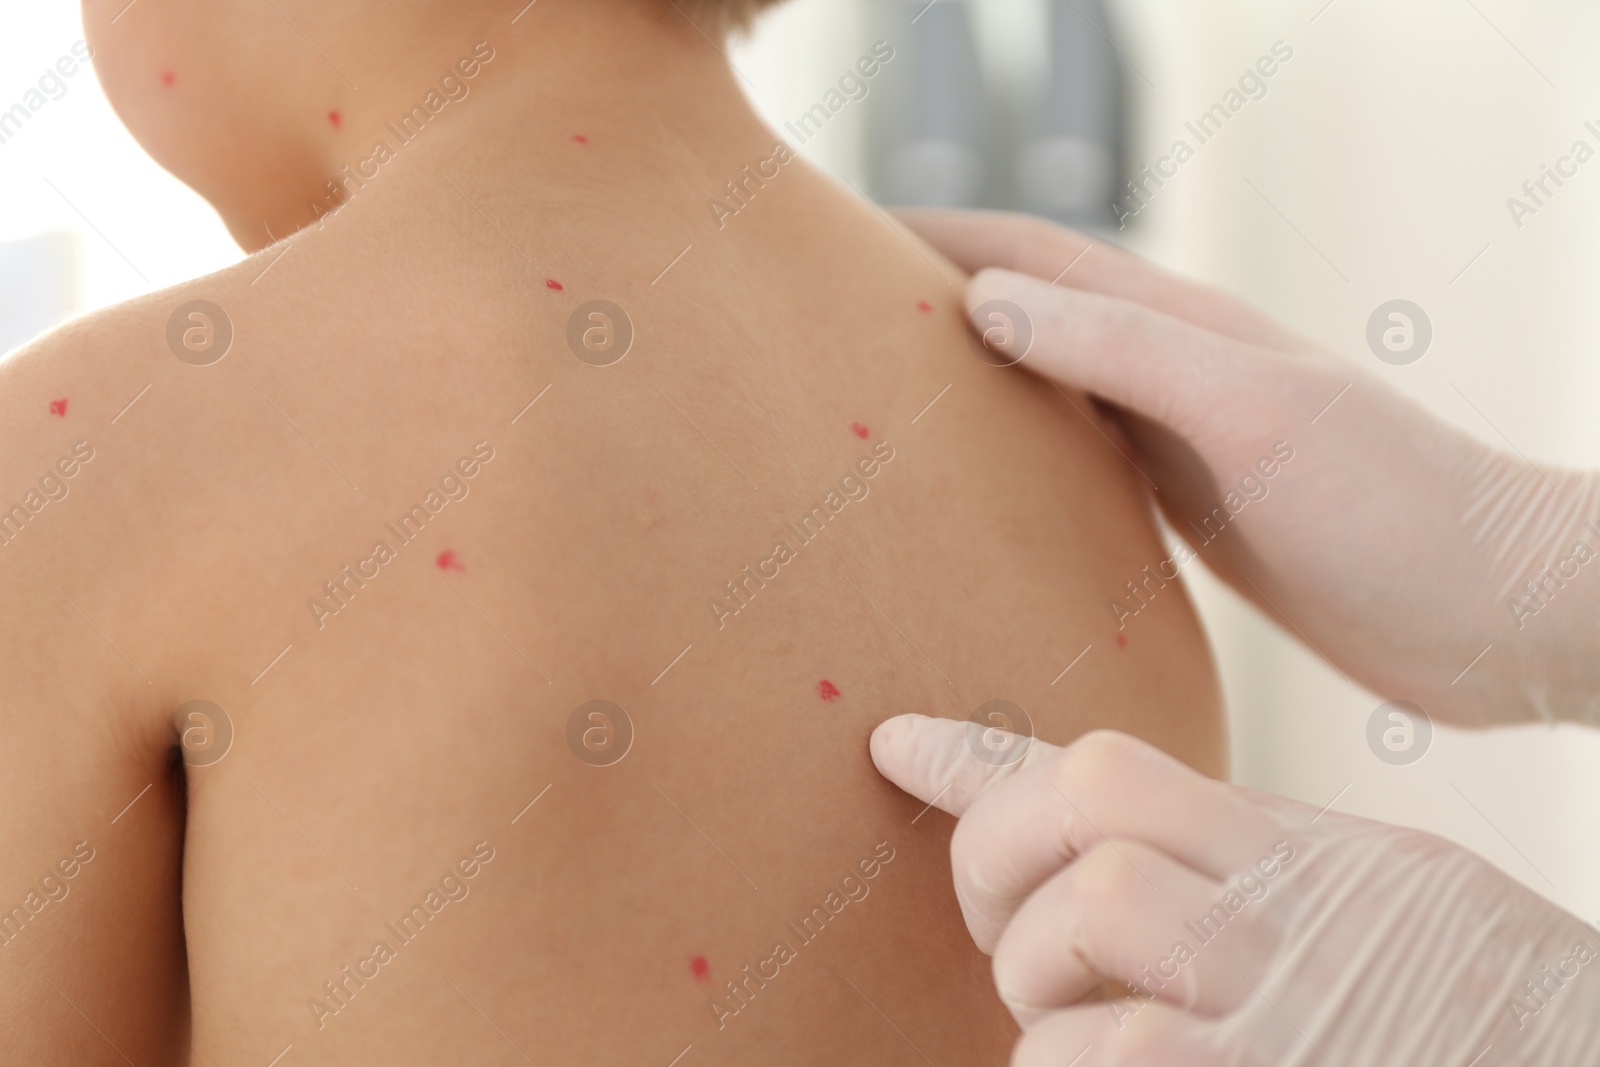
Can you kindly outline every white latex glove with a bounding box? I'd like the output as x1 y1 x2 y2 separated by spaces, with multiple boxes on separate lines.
871 714 1600 1066
898 209 1600 725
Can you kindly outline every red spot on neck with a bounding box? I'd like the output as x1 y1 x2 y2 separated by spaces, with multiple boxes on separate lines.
546 279 564 291
327 109 342 129
572 134 589 144
160 71 176 87
690 956 710 981
817 679 841 702
916 300 934 314
850 422 869 440
49 399 68 417
1115 632 1128 649
436 550 465 573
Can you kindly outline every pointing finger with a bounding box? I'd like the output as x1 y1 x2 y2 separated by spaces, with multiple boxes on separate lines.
870 713 1059 819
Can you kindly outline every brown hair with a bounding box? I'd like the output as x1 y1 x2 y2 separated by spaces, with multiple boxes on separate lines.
674 0 787 34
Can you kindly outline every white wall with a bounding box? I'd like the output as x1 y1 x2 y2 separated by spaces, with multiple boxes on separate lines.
0 4 240 321
0 231 81 355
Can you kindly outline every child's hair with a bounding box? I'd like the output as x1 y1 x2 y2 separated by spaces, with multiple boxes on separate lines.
676 0 786 34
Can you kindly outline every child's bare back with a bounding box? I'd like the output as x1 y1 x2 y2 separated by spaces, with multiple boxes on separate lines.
0 2 1223 1062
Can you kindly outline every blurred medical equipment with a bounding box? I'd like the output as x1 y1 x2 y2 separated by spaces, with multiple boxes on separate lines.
1016 0 1123 227
869 0 1123 227
870 0 993 207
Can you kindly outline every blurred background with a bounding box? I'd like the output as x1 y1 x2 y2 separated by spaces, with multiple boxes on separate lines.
4 0 1598 917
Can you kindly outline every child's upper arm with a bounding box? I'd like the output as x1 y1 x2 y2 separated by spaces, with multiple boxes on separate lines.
0 330 190 1064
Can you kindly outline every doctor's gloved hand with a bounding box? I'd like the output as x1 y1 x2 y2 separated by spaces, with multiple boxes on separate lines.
871 714 1600 1067
897 209 1600 726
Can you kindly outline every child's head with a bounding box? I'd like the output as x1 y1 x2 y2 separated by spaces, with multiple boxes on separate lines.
79 0 787 247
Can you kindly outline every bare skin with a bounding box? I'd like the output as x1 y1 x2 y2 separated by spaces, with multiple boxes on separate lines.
0 1 1223 1062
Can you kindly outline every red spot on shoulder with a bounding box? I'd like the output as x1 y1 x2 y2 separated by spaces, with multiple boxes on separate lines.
572 134 589 144
1115 632 1128 649
160 71 176 87
327 110 342 129
436 550 465 573
546 279 564 291
850 422 870 440
690 956 710 981
917 300 934 314
817 679 841 702
49 399 68 417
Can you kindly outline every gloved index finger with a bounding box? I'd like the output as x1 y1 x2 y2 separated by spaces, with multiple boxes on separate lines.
892 208 1094 281
894 207 1309 354
870 713 1061 818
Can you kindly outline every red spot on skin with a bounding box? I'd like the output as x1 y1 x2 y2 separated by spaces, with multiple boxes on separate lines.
690 956 710 981
49 399 68 417
850 422 869 440
572 134 589 144
546 279 564 291
817 679 841 702
327 110 342 129
160 71 176 87
917 300 934 314
1115 632 1128 649
436 550 465 573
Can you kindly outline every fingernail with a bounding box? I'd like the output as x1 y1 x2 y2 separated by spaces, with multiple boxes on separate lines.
996 990 1053 1030
868 714 920 771
965 272 1036 368
968 267 1034 301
